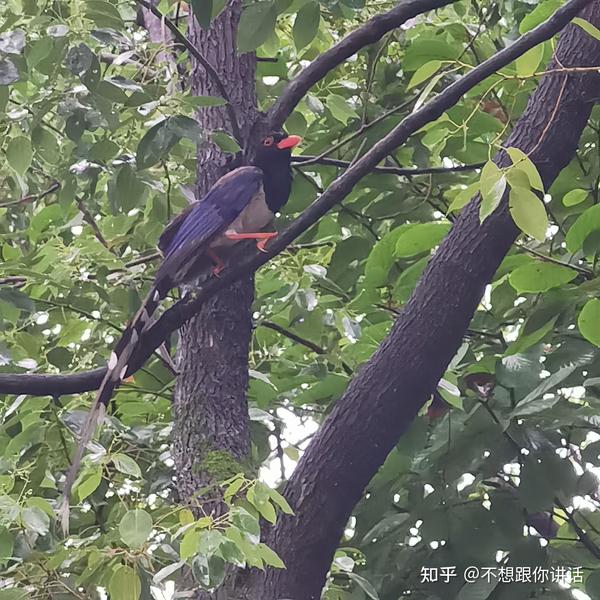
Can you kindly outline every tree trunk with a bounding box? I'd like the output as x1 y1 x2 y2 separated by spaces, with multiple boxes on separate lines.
252 5 600 599
172 0 257 523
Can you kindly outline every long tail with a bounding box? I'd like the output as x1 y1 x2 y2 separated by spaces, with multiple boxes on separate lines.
59 280 169 534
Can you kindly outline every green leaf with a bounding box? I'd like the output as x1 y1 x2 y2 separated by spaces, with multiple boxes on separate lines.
85 0 124 28
109 165 147 211
47 347 73 369
519 0 561 33
0 528 14 563
479 161 507 221
363 225 412 288
506 147 543 191
563 188 588 207
506 315 557 355
508 261 577 293
573 17 600 42
136 116 201 169
76 469 102 501
566 204 600 252
515 43 544 77
408 60 442 90
190 0 214 29
247 483 277 524
395 222 451 257
511 364 577 416
6 137 32 175
508 187 548 242
403 37 458 71
267 487 294 515
348 573 380 600
21 506 50 535
456 577 499 600
180 527 201 559
237 1 277 52
413 71 445 111
293 1 320 50
112 453 142 478
447 182 479 213
0 590 28 600
119 509 153 548
211 130 241 154
326 94 357 125
579 299 600 347
153 560 185 584
256 543 285 568
586 569 600 599
108 565 141 600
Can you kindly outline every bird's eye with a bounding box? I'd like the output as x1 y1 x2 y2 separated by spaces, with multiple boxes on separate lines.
263 136 274 146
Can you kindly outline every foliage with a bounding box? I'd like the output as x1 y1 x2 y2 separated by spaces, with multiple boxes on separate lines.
1 0 600 598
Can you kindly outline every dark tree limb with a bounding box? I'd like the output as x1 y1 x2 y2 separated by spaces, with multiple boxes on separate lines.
0 0 590 398
267 0 457 129
257 2 600 598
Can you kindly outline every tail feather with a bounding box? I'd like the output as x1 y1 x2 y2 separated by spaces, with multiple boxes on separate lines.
59 282 167 534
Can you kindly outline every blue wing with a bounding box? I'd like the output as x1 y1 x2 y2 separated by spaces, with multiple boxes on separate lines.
156 166 263 285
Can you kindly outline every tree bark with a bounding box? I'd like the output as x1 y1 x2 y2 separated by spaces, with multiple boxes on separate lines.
254 5 600 599
172 0 257 516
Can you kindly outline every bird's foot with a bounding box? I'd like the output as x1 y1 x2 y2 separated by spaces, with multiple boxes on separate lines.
211 264 225 278
256 233 278 253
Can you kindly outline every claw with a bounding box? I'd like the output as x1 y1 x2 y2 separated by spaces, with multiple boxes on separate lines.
257 236 276 252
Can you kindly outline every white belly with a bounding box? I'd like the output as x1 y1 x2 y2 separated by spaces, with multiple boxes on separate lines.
211 189 274 248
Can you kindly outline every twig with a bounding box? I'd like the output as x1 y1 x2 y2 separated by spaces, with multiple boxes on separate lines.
260 321 353 375
518 243 593 277
292 155 484 176
75 196 111 250
297 96 417 167
135 0 241 144
0 181 60 209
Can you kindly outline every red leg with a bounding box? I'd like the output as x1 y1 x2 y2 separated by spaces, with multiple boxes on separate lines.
206 248 225 277
224 231 278 252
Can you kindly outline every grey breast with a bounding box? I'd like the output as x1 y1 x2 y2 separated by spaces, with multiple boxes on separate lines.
210 184 274 248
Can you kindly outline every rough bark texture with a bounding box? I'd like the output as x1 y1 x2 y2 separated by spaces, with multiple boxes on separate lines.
253 5 600 599
172 0 257 514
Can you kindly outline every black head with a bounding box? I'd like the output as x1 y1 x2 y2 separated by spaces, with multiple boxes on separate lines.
253 132 302 213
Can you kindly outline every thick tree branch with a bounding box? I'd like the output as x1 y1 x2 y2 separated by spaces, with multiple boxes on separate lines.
0 0 590 398
258 1 600 597
267 0 457 129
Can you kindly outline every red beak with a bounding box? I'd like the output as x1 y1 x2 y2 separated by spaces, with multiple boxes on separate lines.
276 135 302 150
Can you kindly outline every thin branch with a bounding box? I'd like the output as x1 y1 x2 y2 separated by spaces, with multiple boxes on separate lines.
0 0 589 397
267 0 457 129
0 276 27 287
292 155 484 176
75 196 111 250
134 0 242 144
518 243 594 277
0 182 60 209
261 320 353 376
300 96 417 166
261 321 327 355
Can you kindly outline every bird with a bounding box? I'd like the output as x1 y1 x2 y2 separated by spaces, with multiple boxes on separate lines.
59 130 302 532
